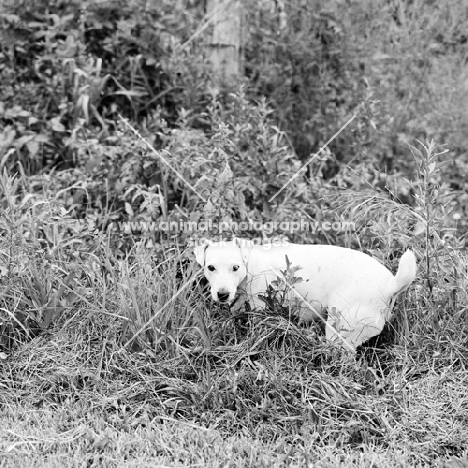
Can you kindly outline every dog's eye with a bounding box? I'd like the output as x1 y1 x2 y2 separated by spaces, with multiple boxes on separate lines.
233 265 239 272
207 265 215 272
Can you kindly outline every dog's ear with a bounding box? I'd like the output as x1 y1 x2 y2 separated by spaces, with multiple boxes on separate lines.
233 237 253 264
194 244 207 266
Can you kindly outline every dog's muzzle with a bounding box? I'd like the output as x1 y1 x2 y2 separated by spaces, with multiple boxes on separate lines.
216 291 231 303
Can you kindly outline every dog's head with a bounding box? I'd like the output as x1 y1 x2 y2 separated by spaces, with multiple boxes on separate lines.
194 239 252 305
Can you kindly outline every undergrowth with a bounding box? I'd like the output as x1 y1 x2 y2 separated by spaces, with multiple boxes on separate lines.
1 140 468 466
1 0 468 465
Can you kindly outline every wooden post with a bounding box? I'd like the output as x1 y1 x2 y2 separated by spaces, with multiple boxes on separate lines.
205 0 243 88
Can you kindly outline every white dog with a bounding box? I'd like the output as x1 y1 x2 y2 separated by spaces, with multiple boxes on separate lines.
194 239 417 352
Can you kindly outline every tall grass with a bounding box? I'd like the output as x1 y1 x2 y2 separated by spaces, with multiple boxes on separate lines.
1 146 468 466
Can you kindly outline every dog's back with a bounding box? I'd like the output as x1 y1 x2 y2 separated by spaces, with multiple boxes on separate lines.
246 244 399 302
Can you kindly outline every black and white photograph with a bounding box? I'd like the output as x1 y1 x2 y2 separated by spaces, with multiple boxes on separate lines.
0 0 467 466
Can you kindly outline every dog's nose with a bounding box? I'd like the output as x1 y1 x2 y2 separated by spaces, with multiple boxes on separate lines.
217 292 230 303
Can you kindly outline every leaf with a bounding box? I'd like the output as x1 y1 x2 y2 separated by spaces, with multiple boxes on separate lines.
125 202 134 216
14 134 36 148
41 271 76 329
27 141 40 157
41 306 64 329
49 117 66 132
427 161 437 174
111 90 148 97
0 127 15 148
408 144 424 160
436 159 454 170
5 106 30 118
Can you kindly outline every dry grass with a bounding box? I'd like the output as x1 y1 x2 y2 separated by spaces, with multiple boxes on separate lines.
1 290 468 467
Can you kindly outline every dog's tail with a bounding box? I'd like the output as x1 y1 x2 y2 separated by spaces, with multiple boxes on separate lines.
388 250 417 296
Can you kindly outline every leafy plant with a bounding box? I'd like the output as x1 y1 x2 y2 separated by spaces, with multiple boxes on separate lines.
259 255 305 318
410 140 457 292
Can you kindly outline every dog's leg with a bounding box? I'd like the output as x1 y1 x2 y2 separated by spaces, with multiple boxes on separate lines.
326 306 386 351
